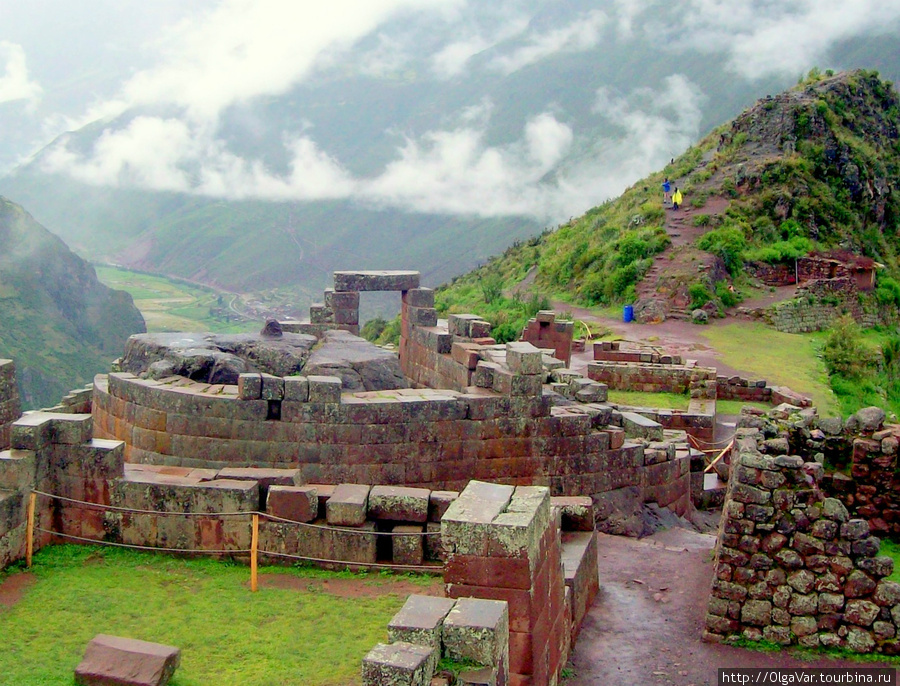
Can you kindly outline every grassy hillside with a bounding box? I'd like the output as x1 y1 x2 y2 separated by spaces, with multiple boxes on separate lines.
0 198 146 408
437 70 900 323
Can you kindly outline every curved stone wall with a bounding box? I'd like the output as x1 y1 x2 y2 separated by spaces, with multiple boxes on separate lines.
92 372 692 510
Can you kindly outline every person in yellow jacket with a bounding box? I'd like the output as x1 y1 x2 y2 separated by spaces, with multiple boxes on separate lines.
672 187 683 210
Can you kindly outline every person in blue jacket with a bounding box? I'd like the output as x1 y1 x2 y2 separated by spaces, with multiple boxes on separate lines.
662 178 671 204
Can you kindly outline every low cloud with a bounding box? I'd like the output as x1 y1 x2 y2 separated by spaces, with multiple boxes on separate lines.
42 74 705 223
0 42 42 106
489 10 608 75
666 0 900 80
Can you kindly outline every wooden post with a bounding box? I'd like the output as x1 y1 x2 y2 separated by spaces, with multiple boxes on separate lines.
250 513 259 592
26 492 36 568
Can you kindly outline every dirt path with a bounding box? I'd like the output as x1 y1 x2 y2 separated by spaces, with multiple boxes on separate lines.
0 571 34 608
569 531 892 686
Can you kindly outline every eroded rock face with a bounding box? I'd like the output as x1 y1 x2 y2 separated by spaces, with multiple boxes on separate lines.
303 330 409 392
119 329 409 391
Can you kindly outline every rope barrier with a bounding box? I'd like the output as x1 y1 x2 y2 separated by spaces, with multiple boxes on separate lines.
33 491 443 537
32 490 249 517
258 548 441 573
687 432 737 450
34 527 251 556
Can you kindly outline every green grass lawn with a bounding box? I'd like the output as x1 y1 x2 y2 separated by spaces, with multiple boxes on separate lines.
0 545 431 686
606 390 690 410
701 322 839 416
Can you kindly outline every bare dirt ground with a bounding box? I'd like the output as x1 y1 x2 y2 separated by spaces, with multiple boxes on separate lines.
568 531 892 686
258 572 444 599
0 571 33 608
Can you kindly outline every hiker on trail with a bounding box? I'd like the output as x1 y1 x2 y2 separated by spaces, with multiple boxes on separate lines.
662 178 671 204
672 187 683 210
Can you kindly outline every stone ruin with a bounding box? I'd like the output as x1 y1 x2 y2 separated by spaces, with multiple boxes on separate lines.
705 403 900 653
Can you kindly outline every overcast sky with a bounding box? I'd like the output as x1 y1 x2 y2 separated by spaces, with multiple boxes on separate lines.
3 0 900 221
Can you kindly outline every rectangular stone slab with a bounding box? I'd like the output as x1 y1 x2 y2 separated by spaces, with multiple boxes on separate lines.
334 270 420 292
326 483 371 526
74 634 181 686
266 485 318 523
388 595 457 673
362 641 434 686
442 597 509 667
368 485 431 522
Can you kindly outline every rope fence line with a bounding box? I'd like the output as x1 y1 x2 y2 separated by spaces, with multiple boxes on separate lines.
32 490 442 537
259 549 440 573
26 489 448 590
34 528 251 556
687 432 737 450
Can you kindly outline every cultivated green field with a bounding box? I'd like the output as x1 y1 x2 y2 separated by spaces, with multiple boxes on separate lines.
0 545 436 685
95 266 256 334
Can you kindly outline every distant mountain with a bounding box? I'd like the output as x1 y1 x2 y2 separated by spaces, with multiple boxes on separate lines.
0 197 146 408
1 3 899 308
435 69 900 329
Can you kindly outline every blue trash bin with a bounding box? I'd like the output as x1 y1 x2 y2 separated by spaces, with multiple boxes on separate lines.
623 305 634 323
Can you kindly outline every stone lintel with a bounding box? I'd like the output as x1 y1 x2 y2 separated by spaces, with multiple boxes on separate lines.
334 270 420 292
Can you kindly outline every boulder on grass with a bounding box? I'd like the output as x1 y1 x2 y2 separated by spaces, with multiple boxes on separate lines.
75 634 181 686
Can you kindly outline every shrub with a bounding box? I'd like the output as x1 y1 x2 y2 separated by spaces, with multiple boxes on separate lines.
692 214 711 227
688 283 712 309
716 281 740 307
822 315 876 378
480 273 503 304
696 226 746 274
876 276 900 307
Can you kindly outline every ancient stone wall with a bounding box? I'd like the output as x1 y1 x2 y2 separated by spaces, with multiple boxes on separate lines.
587 359 717 398
820 413 900 538
521 311 574 367
761 279 893 334
91 371 693 513
0 359 21 450
706 449 900 654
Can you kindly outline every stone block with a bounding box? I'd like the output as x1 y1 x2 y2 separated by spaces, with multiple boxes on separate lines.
310 304 333 323
457 668 497 686
283 375 309 402
408 306 438 327
620 412 663 441
505 343 544 375
442 597 509 670
551 497 594 532
404 288 436 308
307 375 343 403
217 467 301 502
259 374 285 401
362 641 434 686
325 288 360 310
326 484 371 526
424 522 444 562
266 485 318 523
442 482 515 557
388 595 457 673
393 524 425 565
561 531 599 637
335 270 420 292
74 634 181 686
368 486 431 522
237 373 262 400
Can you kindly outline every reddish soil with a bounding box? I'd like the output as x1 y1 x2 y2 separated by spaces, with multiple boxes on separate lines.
0 571 34 608
569 531 892 686
258 572 444 599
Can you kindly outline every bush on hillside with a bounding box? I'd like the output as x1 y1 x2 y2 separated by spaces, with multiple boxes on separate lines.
696 226 746 274
822 316 877 378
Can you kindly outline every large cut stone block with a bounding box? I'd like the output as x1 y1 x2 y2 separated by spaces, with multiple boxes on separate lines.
307 375 343 403
442 597 509 672
326 484 371 526
388 595 457 666
393 524 425 565
334 270 420 292
505 342 544 375
217 467 301 502
74 634 181 686
551 496 595 532
442 482 515 557
620 412 664 440
362 642 434 686
368 485 431 522
266 485 318 523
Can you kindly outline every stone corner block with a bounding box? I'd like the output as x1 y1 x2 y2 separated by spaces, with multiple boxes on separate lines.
237 373 262 400
326 483 371 526
307 375 343 403
74 634 181 686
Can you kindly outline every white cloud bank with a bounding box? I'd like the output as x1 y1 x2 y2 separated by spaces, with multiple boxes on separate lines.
0 42 42 106
43 73 705 222
667 0 900 79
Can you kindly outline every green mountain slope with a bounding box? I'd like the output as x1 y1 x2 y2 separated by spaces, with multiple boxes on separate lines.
0 197 146 408
436 69 900 330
